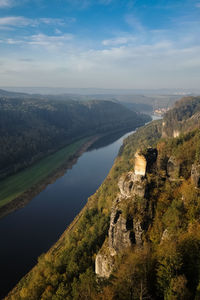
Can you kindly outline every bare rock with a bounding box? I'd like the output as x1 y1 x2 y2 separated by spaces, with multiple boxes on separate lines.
167 156 180 179
161 229 170 243
191 164 200 187
173 130 180 138
133 220 143 246
134 152 147 176
95 251 115 278
118 172 134 198
108 209 133 251
118 172 147 199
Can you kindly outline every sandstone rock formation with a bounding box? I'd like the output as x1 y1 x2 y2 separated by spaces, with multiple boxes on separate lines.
108 207 132 251
95 148 157 278
95 239 115 278
173 130 180 138
134 152 147 176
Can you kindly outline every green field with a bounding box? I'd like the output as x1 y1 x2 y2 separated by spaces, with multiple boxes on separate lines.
0 138 89 208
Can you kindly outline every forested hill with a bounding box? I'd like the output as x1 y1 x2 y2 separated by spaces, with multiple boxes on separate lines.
6 96 200 300
0 96 150 179
162 96 200 137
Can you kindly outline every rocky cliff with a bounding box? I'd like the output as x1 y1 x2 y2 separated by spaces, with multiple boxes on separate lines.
95 97 200 281
95 148 157 277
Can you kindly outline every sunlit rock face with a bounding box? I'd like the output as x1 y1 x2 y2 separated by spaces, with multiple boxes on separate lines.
118 171 147 199
134 152 147 176
173 130 180 138
95 251 115 278
118 172 134 198
95 147 158 278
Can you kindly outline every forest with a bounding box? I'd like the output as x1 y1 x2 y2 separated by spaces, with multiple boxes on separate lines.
0 95 150 180
6 96 200 299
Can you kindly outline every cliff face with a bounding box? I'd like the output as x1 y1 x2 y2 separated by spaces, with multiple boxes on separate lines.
162 96 200 138
95 97 200 281
191 164 200 187
95 148 157 277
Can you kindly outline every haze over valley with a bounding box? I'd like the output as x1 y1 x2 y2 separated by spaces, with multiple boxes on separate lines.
1 0 200 299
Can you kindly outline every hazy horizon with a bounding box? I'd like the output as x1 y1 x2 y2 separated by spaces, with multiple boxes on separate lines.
0 0 200 89
1 86 200 96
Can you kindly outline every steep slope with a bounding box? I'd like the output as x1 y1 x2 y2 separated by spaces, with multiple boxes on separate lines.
0 97 150 180
94 96 200 300
162 96 200 137
5 119 161 300
7 96 200 300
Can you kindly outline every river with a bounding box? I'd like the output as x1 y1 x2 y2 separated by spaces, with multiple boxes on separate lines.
0 116 160 298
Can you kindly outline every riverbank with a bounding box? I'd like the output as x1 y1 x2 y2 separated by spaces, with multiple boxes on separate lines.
5 120 156 300
0 136 99 219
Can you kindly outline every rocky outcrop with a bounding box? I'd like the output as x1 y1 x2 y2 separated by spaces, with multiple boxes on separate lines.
95 148 157 278
161 229 170 243
118 171 147 199
108 208 132 251
95 239 115 278
191 164 200 188
134 152 147 176
167 156 180 179
173 130 180 138
134 220 144 246
118 172 134 198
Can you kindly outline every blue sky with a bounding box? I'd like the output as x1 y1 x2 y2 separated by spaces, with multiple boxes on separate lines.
0 0 200 89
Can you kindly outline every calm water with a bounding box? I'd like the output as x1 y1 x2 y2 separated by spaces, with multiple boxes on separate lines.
0 128 139 298
0 116 161 298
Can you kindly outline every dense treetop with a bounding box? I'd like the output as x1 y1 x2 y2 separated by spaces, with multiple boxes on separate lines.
0 96 150 179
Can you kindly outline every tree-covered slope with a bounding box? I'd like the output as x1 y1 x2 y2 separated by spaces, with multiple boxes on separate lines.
7 96 200 300
5 119 161 300
0 96 150 179
162 96 200 137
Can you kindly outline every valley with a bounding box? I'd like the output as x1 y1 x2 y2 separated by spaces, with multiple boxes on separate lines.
0 127 139 299
5 96 200 300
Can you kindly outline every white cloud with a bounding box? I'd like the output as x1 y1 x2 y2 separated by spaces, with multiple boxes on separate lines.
64 0 114 8
125 14 144 32
39 17 76 26
28 33 73 48
0 0 13 8
0 16 75 29
0 13 200 89
65 0 91 9
0 0 30 8
0 16 30 26
102 36 136 46
0 32 74 51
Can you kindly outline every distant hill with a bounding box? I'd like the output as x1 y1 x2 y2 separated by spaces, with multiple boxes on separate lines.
0 96 150 179
0 88 185 116
162 96 200 137
0 89 30 98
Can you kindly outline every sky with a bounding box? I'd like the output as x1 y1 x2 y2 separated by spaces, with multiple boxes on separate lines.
0 0 200 89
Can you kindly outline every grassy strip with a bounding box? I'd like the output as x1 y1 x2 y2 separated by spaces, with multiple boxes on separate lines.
0 138 89 208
